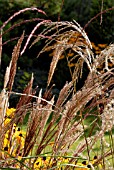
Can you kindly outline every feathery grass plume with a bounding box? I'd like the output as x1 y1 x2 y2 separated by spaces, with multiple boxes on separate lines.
40 85 54 106
54 82 100 157
0 90 8 129
55 81 73 109
0 74 34 159
93 43 114 73
14 73 34 124
0 60 13 153
34 98 57 157
0 62 12 155
7 32 24 92
38 96 55 140
22 86 54 157
35 90 55 141
47 44 65 87
51 44 113 168
32 21 93 87
0 61 12 127
20 20 51 56
2 18 44 39
29 23 55 48
3 62 12 90
101 99 114 132
0 7 48 58
23 106 40 157
0 29 2 66
67 51 113 169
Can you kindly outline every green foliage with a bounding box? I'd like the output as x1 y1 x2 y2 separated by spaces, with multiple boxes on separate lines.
61 0 91 22
0 0 62 21
89 0 114 43
35 0 62 16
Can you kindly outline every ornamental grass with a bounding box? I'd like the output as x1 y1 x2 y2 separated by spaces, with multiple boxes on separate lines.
0 7 114 170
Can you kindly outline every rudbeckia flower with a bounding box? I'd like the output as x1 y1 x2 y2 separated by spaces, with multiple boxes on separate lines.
6 108 16 117
34 157 42 169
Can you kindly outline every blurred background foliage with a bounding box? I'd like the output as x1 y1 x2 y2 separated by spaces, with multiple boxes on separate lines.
61 0 114 43
0 0 114 104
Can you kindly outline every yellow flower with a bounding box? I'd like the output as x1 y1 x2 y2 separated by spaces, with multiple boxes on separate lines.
4 108 16 125
68 63 75 67
12 128 25 147
3 137 9 147
72 160 91 170
75 163 91 170
49 141 54 146
3 146 9 151
34 157 42 169
98 44 107 48
91 156 102 169
67 52 74 57
6 108 16 117
4 117 11 125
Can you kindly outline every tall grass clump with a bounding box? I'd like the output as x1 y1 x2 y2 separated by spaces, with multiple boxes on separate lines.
0 7 114 170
